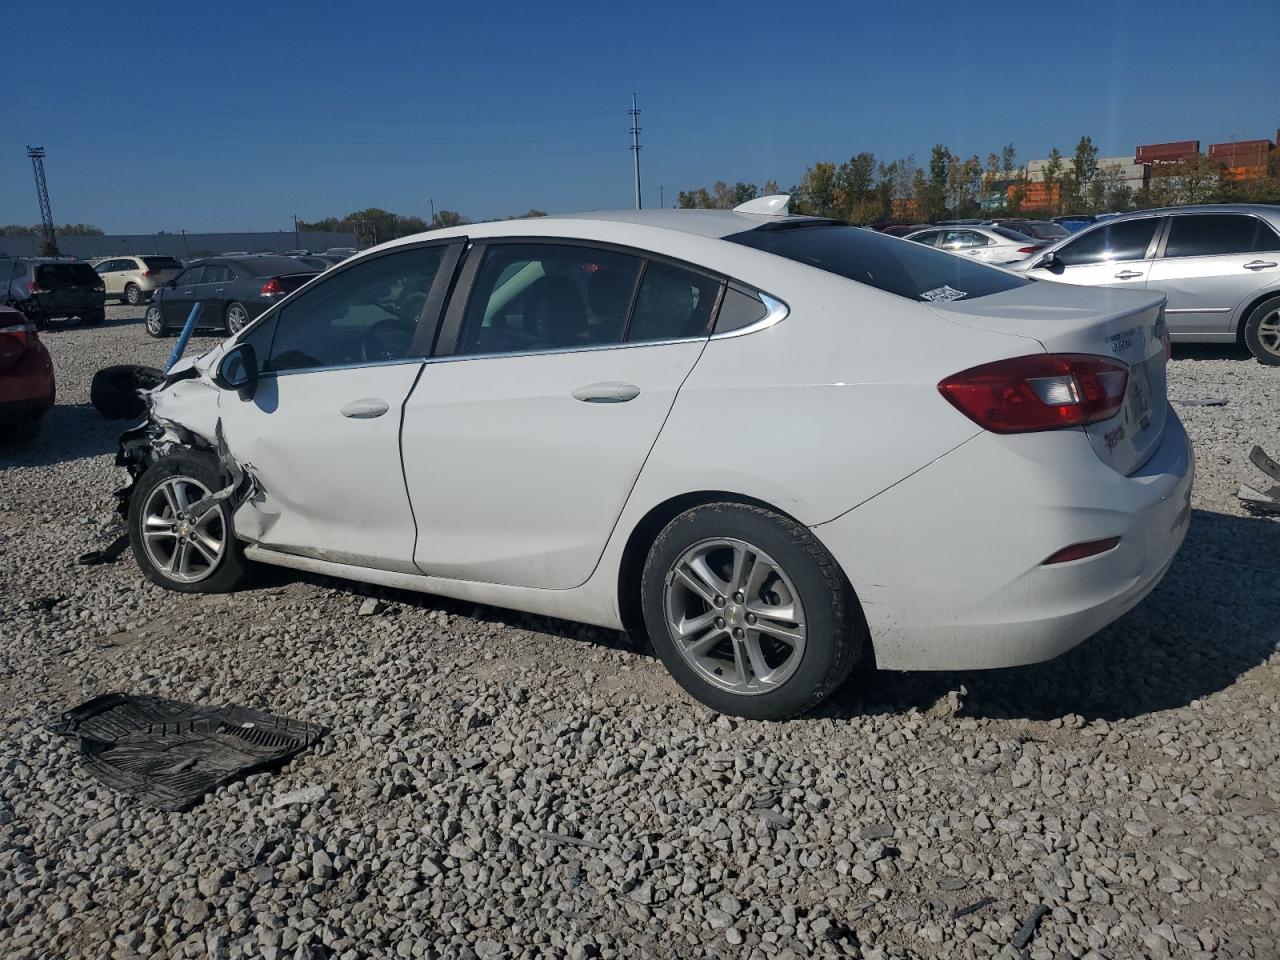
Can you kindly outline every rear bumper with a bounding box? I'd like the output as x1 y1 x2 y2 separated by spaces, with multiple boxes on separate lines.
812 410 1193 671
0 343 56 421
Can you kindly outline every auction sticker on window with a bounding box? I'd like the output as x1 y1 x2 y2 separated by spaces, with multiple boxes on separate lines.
920 285 967 303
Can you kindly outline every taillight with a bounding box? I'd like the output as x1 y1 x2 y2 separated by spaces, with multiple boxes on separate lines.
0 319 37 349
938 354 1129 434
260 278 284 296
142 270 153 278
1017 246 1042 254
27 284 48 295
1155 311 1171 362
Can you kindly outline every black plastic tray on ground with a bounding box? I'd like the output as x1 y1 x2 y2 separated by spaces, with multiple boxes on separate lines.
53 693 326 811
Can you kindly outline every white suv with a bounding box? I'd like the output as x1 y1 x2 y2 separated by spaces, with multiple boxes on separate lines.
91 256 184 305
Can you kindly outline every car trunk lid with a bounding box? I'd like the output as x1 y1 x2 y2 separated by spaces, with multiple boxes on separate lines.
928 280 1169 476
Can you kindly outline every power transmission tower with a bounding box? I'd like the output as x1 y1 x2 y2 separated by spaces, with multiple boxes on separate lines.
26 146 58 255
629 94 642 210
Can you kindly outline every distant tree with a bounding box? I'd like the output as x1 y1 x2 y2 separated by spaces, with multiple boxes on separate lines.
833 152 877 220
1 222 101 237
1040 147 1064 214
430 210 468 230
761 179 782 196
1000 143 1017 177
676 187 714 209
797 162 839 218
506 209 547 219
59 223 105 236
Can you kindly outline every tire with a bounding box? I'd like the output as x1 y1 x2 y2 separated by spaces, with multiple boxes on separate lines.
83 308 105 327
640 502 864 720
144 305 166 338
90 364 165 420
128 452 250 594
125 283 143 306
225 301 249 335
1242 295 1280 365
0 415 42 445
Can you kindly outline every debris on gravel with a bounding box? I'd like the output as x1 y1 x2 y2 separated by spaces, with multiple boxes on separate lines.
1 309 1278 959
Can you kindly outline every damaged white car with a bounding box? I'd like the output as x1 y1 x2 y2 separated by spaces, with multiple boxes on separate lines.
118 198 1193 719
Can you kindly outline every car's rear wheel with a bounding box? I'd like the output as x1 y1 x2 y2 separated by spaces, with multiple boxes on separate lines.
128 452 250 594
1243 296 1280 365
641 502 863 720
225 302 249 335
144 305 166 338
125 283 143 306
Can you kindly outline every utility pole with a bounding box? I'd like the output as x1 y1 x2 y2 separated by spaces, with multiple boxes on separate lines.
629 94 642 210
429 198 435 225
659 185 664 209
292 214 300 250
26 146 58 255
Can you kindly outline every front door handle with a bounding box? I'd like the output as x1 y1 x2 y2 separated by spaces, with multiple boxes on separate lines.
572 382 640 403
1244 260 1278 271
1114 270 1144 279
340 398 390 419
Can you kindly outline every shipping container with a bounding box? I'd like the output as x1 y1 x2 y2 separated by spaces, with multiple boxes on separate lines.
1135 140 1200 164
1209 140 1272 167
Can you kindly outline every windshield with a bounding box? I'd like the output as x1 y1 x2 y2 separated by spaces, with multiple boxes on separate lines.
727 223 1030 303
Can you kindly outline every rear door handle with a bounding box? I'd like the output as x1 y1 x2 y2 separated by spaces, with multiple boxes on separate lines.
340 398 390 419
572 382 640 403
1114 270 1144 279
1244 260 1278 271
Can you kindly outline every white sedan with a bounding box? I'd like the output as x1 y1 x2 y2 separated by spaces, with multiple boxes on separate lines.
904 224 1048 264
121 196 1191 719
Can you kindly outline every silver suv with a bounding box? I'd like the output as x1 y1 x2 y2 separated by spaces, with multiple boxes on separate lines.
1015 204 1280 364
90 255 184 305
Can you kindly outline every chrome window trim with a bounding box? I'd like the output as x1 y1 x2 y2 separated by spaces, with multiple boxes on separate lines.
709 292 789 340
438 335 708 364
262 356 426 379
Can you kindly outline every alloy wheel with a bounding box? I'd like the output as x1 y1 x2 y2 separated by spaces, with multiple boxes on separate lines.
140 476 226 584
1259 308 1280 358
126 284 142 305
145 306 163 336
226 304 248 334
663 537 807 695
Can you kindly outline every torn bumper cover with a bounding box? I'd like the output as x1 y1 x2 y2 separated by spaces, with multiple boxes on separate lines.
84 408 259 565
1238 445 1280 515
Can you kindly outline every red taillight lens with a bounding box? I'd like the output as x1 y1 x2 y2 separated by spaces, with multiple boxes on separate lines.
260 278 283 296
1017 246 1042 254
939 354 1129 434
0 320 37 359
1043 536 1121 565
28 284 48 295
142 270 153 278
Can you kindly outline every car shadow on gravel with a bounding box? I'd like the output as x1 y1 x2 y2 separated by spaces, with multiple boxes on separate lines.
0 403 119 468
821 508 1280 723
1172 343 1253 362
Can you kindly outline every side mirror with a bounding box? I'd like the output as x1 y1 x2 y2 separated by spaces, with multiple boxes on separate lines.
166 278 177 288
1037 251 1064 272
213 342 258 399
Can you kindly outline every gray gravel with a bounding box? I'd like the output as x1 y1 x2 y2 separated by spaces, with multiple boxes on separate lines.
2 305 1279 959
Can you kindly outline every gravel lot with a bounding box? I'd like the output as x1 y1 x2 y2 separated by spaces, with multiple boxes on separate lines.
2 304 1278 960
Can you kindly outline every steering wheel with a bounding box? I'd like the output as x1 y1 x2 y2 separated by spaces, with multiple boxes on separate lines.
361 317 417 362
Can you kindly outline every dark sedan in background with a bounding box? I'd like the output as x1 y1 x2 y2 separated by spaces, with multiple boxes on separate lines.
144 256 318 336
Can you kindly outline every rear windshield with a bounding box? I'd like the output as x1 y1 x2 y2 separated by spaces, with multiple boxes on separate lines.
992 226 1035 242
143 257 183 271
727 223 1030 303
36 262 100 286
234 257 319 277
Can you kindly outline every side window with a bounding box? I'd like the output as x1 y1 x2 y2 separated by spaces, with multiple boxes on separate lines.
713 286 768 334
94 260 112 273
267 245 445 372
176 266 205 285
909 231 941 247
628 262 722 342
205 265 230 283
459 244 641 356
1163 215 1280 258
1056 218 1159 266
944 230 989 248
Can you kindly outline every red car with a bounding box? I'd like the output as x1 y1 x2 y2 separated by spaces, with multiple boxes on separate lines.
0 304 55 442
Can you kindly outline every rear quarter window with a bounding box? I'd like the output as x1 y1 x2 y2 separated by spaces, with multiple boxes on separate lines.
727 223 1029 303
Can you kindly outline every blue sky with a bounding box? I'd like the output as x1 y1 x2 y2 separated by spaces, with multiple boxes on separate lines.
2 0 1276 233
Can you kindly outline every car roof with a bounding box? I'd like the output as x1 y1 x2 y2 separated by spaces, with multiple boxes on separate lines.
389 208 838 248
1100 203 1280 220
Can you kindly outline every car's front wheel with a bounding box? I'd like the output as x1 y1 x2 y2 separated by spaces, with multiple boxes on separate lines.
125 283 143 306
641 502 864 720
1243 295 1280 365
144 305 166 338
128 452 250 593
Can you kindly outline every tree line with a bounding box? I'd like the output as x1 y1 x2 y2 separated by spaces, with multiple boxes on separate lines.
678 137 1280 223
0 223 104 236
298 207 547 247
